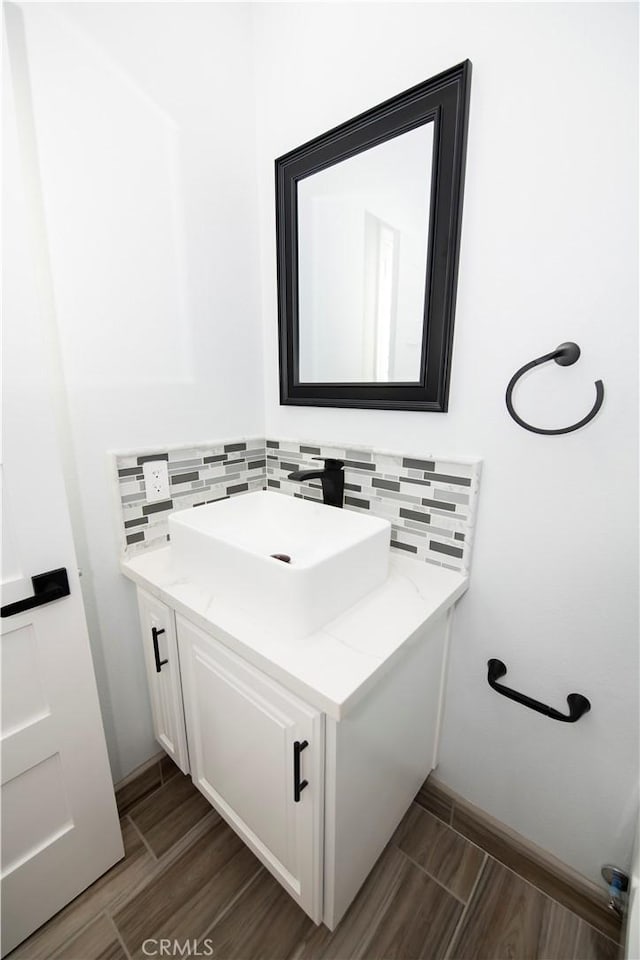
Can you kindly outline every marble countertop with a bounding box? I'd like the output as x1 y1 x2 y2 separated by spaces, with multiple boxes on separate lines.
121 548 467 720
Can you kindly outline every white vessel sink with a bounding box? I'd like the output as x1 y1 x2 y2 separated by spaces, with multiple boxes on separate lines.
169 491 391 639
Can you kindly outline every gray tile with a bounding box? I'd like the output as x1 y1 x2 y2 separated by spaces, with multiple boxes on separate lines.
266 440 279 448
171 472 199 485
430 540 464 559
394 523 426 539
431 508 467 521
248 459 266 469
118 468 143 479
136 453 168 465
167 459 203 471
434 489 469 505
344 459 376 471
300 445 321 455
224 442 246 453
372 478 400 492
227 483 248 495
424 471 472 486
403 457 436 471
371 488 422 505
405 520 452 538
203 472 240 486
121 493 145 504
422 498 456 512
400 508 432 524
203 454 227 464
142 500 173 515
391 540 418 553
400 477 432 488
345 449 372 461
345 496 370 509
124 517 148 529
126 532 145 545
455 532 466 541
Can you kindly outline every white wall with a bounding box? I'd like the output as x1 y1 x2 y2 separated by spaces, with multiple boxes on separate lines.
9 0 638 887
9 2 263 781
253 3 639 884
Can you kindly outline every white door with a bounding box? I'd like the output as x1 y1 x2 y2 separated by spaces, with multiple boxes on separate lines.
1 31 123 957
177 615 324 923
136 589 189 774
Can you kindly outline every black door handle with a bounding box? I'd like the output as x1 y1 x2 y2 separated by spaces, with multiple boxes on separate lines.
293 739 309 802
152 626 168 673
1 567 70 618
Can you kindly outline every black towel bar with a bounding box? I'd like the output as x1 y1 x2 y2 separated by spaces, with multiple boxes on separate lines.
487 659 591 723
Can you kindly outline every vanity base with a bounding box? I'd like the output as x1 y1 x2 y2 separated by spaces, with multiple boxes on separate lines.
124 551 462 929
323 612 450 928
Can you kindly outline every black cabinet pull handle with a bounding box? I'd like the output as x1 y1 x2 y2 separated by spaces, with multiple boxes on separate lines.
1 567 70 618
152 626 168 673
293 739 309 802
487 659 591 723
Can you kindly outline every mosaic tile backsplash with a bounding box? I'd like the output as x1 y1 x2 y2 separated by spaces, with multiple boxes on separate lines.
115 438 481 572
114 439 267 555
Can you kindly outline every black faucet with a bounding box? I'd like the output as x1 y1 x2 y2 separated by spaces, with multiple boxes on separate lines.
287 457 345 508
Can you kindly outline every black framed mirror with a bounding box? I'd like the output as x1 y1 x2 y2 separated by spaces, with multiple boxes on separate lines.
276 60 471 411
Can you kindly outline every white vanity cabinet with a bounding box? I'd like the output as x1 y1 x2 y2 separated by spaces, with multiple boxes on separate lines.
126 552 465 930
177 616 324 922
136 589 189 774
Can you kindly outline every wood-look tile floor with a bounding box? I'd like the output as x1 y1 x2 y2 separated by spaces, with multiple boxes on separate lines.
8 762 621 960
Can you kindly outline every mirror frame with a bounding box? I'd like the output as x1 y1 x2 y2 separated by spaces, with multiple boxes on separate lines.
275 60 471 411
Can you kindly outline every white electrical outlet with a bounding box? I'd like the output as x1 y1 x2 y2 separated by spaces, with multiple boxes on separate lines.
142 460 170 503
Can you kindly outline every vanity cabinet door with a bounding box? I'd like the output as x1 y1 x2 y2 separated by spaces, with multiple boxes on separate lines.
136 589 189 774
176 615 324 923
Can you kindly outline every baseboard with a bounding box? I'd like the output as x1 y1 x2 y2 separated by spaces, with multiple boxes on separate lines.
113 751 165 792
114 750 178 817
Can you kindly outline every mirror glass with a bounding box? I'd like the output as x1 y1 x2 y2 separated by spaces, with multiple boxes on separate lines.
297 123 434 384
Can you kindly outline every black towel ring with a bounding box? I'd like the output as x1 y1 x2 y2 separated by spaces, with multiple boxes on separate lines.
506 342 604 436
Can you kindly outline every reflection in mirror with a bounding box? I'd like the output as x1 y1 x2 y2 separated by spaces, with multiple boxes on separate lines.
297 124 434 384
